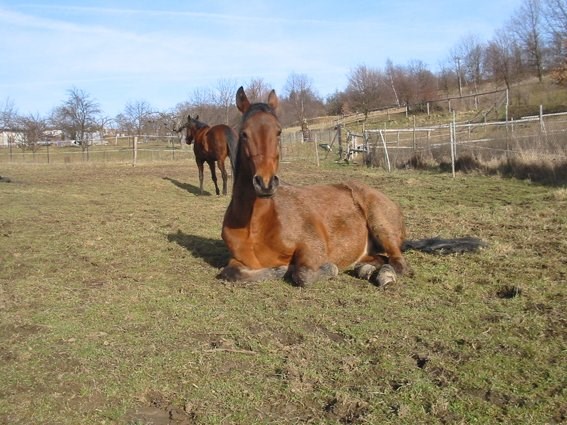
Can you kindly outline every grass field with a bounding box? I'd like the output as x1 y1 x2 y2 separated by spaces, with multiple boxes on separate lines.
0 161 565 424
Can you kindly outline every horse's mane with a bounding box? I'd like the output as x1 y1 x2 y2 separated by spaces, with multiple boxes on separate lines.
241 102 277 124
190 118 210 130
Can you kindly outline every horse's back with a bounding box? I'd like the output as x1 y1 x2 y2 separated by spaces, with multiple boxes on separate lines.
205 124 235 161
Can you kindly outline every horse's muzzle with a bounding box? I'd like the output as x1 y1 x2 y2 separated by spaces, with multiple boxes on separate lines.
253 174 279 198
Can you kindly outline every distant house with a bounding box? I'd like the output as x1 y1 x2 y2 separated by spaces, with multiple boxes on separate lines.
0 128 106 147
0 129 24 146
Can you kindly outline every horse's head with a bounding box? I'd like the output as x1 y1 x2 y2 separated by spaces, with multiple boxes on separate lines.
184 114 198 145
235 86 281 198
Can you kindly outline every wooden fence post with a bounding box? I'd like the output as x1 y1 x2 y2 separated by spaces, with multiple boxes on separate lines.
132 136 138 166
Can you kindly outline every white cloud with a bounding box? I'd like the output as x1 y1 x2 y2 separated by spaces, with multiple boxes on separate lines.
1 1 524 115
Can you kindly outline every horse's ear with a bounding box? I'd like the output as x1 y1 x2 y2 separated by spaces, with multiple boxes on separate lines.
267 90 278 111
236 86 250 113
186 114 191 122
195 115 199 121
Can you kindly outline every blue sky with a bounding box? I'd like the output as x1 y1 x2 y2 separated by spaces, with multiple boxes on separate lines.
1 0 522 117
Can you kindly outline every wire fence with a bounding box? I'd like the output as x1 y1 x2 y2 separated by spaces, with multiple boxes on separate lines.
0 135 191 165
280 110 567 170
2 113 566 172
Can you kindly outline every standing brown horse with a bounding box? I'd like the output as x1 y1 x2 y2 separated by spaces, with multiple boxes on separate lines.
181 115 236 195
219 87 485 287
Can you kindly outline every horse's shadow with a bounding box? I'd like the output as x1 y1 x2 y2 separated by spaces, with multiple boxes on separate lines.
163 177 213 196
167 230 229 269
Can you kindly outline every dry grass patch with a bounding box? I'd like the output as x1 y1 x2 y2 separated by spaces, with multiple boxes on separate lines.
0 161 565 424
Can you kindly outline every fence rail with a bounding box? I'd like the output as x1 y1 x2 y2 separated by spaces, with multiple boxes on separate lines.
280 110 567 170
2 112 566 172
0 136 191 165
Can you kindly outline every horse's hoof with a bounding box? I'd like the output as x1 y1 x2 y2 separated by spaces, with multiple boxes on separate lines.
218 266 240 282
354 263 377 280
375 264 397 288
271 266 288 279
321 262 339 278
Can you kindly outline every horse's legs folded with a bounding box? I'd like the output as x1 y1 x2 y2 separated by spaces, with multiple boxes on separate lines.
353 262 397 287
218 259 287 282
289 262 339 287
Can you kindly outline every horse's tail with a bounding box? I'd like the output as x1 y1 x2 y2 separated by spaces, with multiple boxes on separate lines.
402 237 487 254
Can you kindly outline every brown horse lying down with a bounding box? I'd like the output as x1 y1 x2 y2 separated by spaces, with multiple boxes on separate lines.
180 114 236 195
219 87 485 287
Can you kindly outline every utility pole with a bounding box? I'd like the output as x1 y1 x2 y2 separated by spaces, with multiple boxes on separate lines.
455 56 463 97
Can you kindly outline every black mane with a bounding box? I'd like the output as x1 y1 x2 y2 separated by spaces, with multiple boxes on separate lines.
241 102 277 125
190 118 209 130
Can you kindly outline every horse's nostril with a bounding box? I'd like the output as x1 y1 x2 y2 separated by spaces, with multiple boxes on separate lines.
271 175 280 188
253 175 265 189
253 174 279 196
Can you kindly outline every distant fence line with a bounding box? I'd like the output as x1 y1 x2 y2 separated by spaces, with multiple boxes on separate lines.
289 88 509 133
0 135 191 165
280 110 567 171
2 110 565 172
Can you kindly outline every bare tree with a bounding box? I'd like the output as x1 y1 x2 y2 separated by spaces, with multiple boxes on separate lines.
280 73 324 127
52 87 101 149
385 59 401 107
325 90 349 116
1 98 18 130
121 100 154 135
437 61 456 95
543 0 567 66
345 65 389 117
484 29 524 89
184 87 223 124
245 78 272 104
392 60 437 109
455 34 485 92
17 113 48 153
510 0 546 82
213 79 238 125
448 48 465 96
544 0 567 33
407 61 437 106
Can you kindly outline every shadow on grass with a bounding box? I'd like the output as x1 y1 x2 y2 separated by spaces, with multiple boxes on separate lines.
167 230 229 269
163 177 212 196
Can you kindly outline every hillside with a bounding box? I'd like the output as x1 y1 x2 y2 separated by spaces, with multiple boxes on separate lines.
290 77 567 134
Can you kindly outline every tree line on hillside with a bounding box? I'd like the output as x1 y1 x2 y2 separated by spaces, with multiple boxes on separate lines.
1 0 565 152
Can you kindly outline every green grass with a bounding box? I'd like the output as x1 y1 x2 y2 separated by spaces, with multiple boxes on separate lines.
0 161 565 424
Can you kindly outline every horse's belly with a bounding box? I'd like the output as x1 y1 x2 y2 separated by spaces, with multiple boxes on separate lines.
326 217 369 269
278 190 369 270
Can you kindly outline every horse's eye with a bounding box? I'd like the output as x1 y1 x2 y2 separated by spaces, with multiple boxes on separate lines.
240 131 248 141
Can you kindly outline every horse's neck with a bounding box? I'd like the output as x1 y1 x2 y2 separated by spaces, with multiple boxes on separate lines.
229 169 274 226
232 170 256 207
194 125 210 142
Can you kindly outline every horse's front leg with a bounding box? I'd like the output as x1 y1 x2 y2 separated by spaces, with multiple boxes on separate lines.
219 258 288 282
208 161 220 195
290 243 338 286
